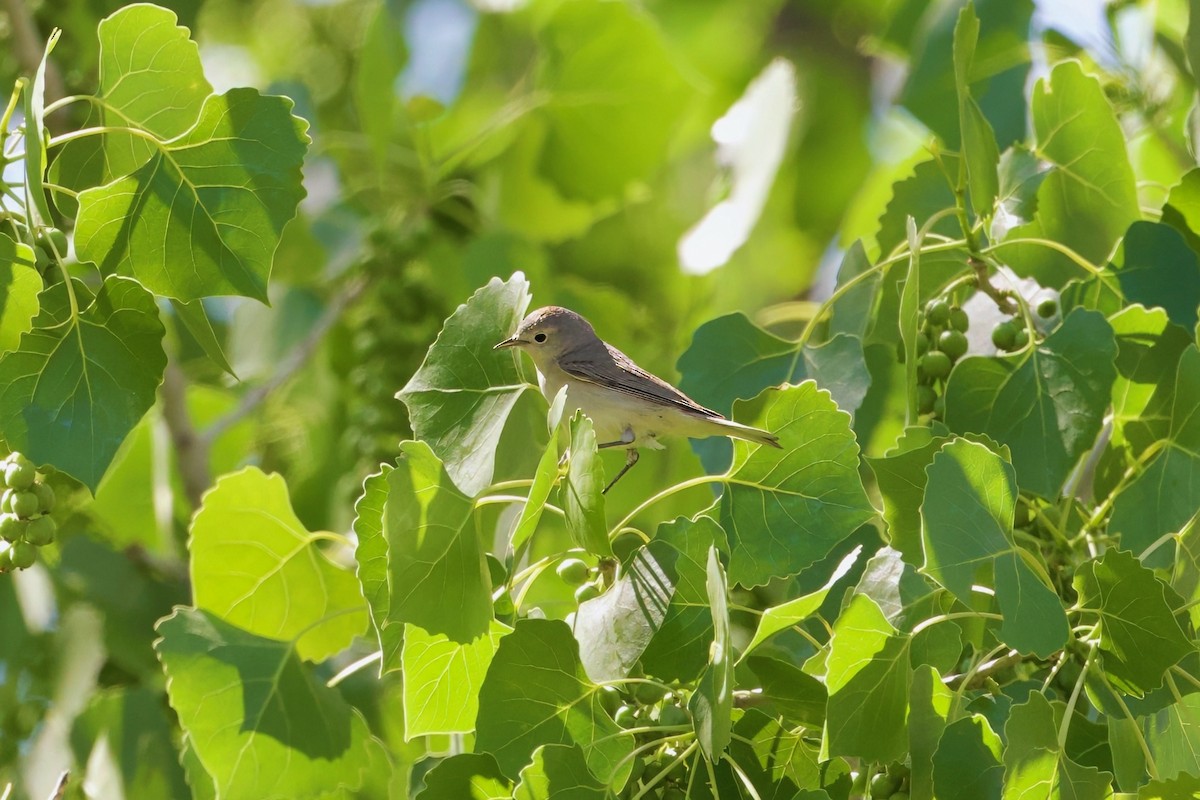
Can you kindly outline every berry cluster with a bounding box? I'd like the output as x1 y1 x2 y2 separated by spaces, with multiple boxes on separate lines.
557 557 602 603
914 297 969 417
602 678 692 797
855 762 910 799
991 297 1057 352
0 453 56 573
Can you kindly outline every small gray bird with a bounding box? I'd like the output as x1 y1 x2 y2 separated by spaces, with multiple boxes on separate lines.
495 306 781 493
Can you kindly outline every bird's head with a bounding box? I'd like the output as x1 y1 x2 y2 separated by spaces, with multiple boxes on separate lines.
494 306 598 366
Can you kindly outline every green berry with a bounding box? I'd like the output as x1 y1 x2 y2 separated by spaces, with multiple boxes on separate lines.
938 329 968 360
611 532 642 563
870 772 900 799
925 299 951 325
0 545 11 572
556 558 590 586
4 461 35 491
933 395 945 417
575 582 601 603
633 682 666 705
492 588 515 616
614 705 637 728
991 320 1017 350
25 515 55 546
10 541 35 570
31 482 54 514
33 246 51 271
1036 297 1058 318
949 307 969 332
10 492 37 519
598 686 622 714
917 385 937 415
1014 501 1032 527
0 515 23 542
1 489 12 514
887 762 910 780
915 331 929 355
34 227 67 257
1012 327 1030 350
920 351 952 380
658 704 689 727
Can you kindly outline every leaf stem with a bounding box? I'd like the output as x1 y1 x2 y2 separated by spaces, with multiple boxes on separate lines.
911 611 1003 636
632 741 699 800
949 643 1007 717
0 81 23 148
608 475 724 540
326 650 382 687
46 124 163 150
724 751 765 800
1106 670 1161 781
1057 641 1095 750
983 237 1103 276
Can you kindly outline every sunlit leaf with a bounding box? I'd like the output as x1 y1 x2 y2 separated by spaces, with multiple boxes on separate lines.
0 276 165 490
0 234 41 354
155 608 384 800
1002 692 1113 800
475 619 633 785
402 620 510 738
399 273 534 496
513 745 606 800
190 467 367 663
689 546 732 763
717 382 875 587
562 411 610 557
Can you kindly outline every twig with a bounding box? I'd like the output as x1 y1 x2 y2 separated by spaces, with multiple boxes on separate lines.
943 648 1024 690
48 772 69 800
201 277 368 445
968 256 1018 314
2 0 65 118
161 360 209 509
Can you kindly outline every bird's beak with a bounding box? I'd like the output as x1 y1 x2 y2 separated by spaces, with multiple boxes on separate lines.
493 336 521 350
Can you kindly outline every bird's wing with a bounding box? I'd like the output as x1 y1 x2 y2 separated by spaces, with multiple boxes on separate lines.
558 343 725 419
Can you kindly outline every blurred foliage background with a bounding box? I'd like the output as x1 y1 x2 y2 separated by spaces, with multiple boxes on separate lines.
3 0 1198 796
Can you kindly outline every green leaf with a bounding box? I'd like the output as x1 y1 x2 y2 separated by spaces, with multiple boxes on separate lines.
689 546 732 764
510 391 566 554
574 542 672 682
638 516 718 683
1112 222 1200 331
0 276 165 490
399 274 534 496
1074 549 1194 696
743 545 861 657
952 4 1000 217
877 160 959 258
1142 694 1200 784
418 753 510 800
900 0 1031 147
676 313 869 475
562 411 610 557
0 235 42 354
1161 167 1200 256
22 29 59 229
1004 61 1139 286
867 427 952 562
475 619 633 785
944 308 1117 497
74 87 309 301
933 714 1005 800
171 299 236 377
90 5 213 140
725 710 822 795
1111 346 1200 561
536 0 689 200
718 382 875 587
402 620 510 738
822 594 910 763
189 467 367 662
745 655 827 730
1108 304 1190 455
1173 514 1200 632
828 240 879 339
921 438 1068 657
155 608 385 800
1002 692 1113 800
996 145 1048 228
513 745 606 800
376 441 493 657
353 465 401 666
1139 773 1200 800
910 664 953 800
354 2 407 166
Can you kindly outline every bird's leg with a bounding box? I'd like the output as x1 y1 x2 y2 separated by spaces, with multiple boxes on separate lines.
602 449 639 495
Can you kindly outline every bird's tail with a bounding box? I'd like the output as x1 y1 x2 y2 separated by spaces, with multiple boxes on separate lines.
709 418 782 449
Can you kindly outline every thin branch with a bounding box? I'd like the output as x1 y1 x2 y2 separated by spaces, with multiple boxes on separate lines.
201 277 368 445
2 0 65 120
161 360 209 509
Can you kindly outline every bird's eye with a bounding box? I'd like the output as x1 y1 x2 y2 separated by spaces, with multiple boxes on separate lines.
534 333 547 343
